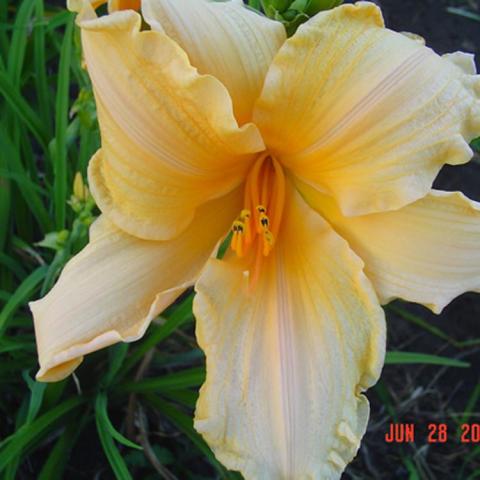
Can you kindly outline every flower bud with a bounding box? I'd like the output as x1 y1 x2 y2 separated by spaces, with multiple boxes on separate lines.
305 0 343 16
261 0 343 36
57 229 70 247
262 0 290 12
73 172 89 202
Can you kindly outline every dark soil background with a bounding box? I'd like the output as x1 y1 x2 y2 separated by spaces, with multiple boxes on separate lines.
345 1 480 479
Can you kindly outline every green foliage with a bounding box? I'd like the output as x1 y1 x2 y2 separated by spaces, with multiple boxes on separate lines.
95 392 138 480
0 1 478 479
257 0 343 36
385 351 470 368
447 6 480 22
0 1 226 477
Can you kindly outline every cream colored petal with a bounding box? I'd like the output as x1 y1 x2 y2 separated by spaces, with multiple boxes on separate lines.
75 3 264 240
254 2 480 216
193 187 385 479
31 189 241 382
400 31 425 45
443 51 477 75
299 181 480 314
142 0 286 125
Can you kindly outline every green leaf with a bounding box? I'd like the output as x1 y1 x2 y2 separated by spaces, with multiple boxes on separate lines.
160 389 199 409
385 351 470 368
38 419 85 480
0 397 84 472
43 380 68 411
0 150 9 252
0 252 27 280
247 0 261 9
0 0 8 62
96 393 142 450
471 137 480 153
0 336 35 354
373 380 398 420
124 445 174 468
34 0 52 135
0 129 52 232
53 14 74 229
404 457 421 480
102 343 129 387
95 393 135 480
144 394 233 478
6 0 35 83
0 69 49 149
447 6 480 22
0 265 47 334
386 304 454 344
45 10 73 33
122 293 194 375
22 370 47 424
119 367 205 394
457 383 480 438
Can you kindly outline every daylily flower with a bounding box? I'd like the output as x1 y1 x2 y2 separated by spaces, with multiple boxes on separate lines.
31 0 480 478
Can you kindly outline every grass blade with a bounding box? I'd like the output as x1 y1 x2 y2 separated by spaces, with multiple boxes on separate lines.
22 370 47 424
456 383 480 437
6 0 35 83
447 6 480 22
95 393 134 480
0 0 8 63
144 394 234 478
0 252 27 280
385 351 470 368
387 304 454 344
38 418 86 480
119 367 205 394
0 69 49 149
0 170 10 252
0 396 84 471
122 293 194 375
0 265 47 334
102 343 129 387
53 15 74 229
34 0 52 134
96 392 142 450
0 129 52 232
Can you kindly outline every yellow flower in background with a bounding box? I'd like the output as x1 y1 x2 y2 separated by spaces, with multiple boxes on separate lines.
31 0 480 478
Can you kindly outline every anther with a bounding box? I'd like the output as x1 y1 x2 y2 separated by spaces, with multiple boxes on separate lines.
230 154 285 266
240 209 251 220
232 220 245 233
263 230 274 256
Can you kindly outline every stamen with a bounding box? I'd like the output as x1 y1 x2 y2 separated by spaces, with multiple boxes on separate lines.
260 214 269 229
229 154 286 275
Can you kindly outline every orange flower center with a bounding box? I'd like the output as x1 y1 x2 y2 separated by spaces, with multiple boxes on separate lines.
230 153 286 261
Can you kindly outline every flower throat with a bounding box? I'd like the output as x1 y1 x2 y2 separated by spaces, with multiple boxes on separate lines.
230 153 285 259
